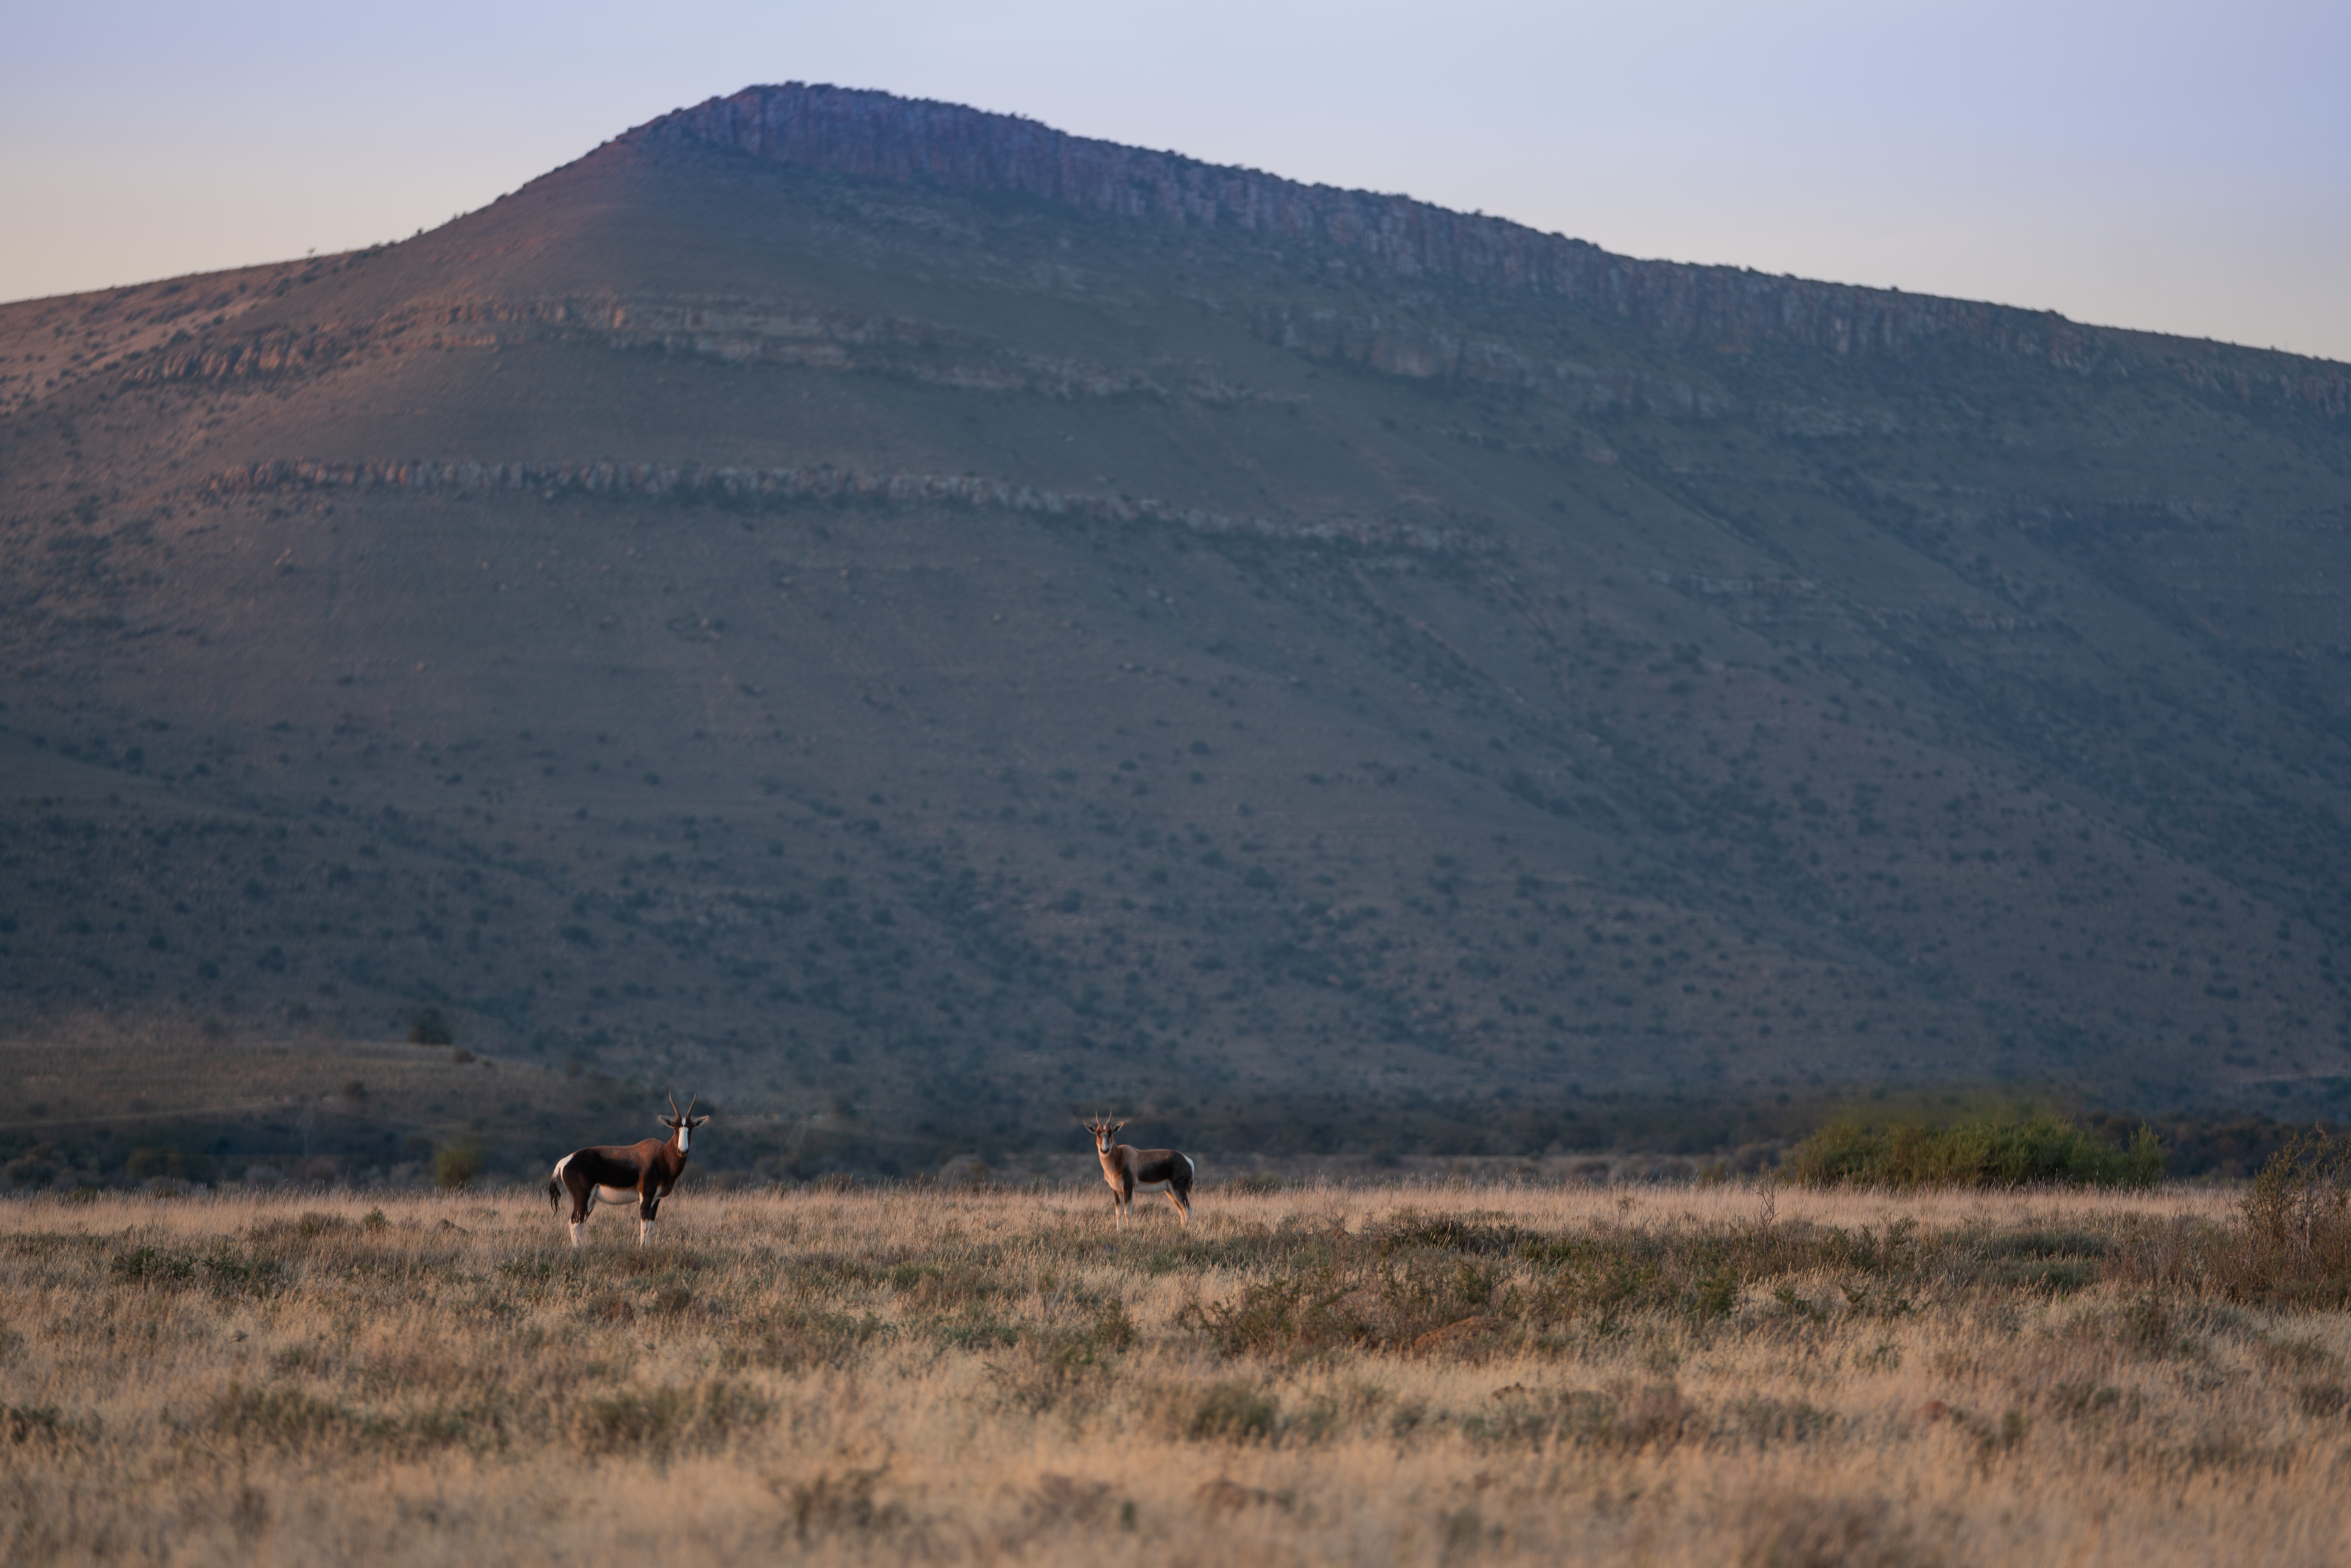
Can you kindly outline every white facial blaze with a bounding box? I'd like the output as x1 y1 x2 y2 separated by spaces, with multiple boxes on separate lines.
677 1121 690 1153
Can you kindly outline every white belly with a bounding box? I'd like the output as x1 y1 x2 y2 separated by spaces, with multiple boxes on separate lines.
594 1185 638 1205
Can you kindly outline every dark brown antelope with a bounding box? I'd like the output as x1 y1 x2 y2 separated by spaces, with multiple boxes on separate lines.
1083 1115 1194 1229
547 1095 708 1247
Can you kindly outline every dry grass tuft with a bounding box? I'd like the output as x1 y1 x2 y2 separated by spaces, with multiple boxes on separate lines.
1735 1495 1938 1568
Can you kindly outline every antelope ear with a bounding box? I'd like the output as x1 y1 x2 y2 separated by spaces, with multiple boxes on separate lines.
691 1115 710 1127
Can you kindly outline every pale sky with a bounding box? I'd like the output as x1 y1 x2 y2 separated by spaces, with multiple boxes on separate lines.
5 1 2345 361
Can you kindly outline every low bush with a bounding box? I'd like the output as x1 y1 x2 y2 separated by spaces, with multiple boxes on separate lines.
434 1143 484 1190
2208 1127 2351 1308
724 1308 890 1373
2241 1128 2351 1270
573 1380 768 1457
1461 1383 1700 1451
1 1403 66 1446
1784 1114 2163 1190
2109 1129 2351 1308
123 1147 217 1185
210 1382 358 1451
1188 1380 1281 1441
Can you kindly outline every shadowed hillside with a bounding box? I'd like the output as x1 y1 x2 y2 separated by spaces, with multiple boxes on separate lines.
4 84 2350 1173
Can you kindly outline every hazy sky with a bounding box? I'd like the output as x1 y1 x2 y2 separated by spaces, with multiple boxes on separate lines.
5 1 2345 359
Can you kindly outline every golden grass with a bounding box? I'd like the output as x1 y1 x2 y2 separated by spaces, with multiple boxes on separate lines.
3 1180 2346 1566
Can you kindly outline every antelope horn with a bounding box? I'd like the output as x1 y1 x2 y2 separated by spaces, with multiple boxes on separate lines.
685 1094 698 1120
668 1092 680 1119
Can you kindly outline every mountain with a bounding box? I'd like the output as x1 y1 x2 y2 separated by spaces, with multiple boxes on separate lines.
4 83 2350 1175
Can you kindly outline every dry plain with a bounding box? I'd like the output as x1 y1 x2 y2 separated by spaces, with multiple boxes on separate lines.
3 1179 2348 1566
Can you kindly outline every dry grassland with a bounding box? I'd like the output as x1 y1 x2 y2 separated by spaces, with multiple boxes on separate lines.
3 1181 2348 1566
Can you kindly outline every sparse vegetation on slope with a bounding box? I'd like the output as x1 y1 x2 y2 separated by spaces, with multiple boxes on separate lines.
2 89 2349 1157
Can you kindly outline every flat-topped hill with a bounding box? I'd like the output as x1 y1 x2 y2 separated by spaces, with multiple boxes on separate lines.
4 85 2350 1171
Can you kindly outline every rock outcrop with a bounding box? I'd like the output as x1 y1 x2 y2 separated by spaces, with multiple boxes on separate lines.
206 458 1480 553
645 87 2073 362
643 84 2348 417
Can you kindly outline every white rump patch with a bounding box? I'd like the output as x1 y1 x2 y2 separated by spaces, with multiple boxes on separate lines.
552 1152 574 1183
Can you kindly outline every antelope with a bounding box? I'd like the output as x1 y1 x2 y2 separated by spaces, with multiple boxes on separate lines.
1083 1115 1194 1229
547 1095 709 1247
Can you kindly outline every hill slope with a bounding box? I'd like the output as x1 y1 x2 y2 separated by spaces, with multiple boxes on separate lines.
4 84 2351 1170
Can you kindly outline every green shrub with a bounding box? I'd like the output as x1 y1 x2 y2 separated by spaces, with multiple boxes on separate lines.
202 1248 288 1298
209 1382 353 1450
1783 1114 2163 1190
574 1381 768 1457
111 1245 197 1285
434 1143 483 1190
124 1148 217 1185
1188 1381 1280 1441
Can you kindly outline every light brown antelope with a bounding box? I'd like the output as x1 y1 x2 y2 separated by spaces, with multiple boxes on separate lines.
1083 1115 1194 1229
547 1095 708 1247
